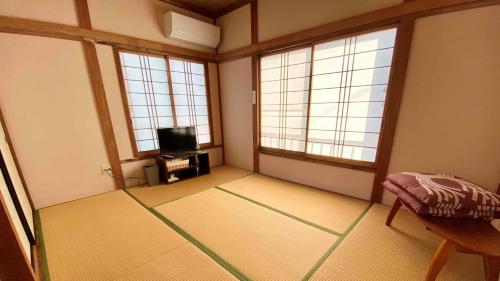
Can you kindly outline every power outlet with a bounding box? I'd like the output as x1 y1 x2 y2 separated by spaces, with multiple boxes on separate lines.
100 166 112 175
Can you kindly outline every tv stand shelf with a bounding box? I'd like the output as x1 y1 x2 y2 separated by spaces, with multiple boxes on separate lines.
156 150 210 184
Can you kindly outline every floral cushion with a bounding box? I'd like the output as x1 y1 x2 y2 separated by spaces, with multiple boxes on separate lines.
385 172 500 219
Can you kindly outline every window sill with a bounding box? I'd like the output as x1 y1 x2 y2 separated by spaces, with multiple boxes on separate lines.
259 147 376 173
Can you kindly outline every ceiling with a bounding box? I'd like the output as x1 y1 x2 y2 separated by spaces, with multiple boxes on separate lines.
159 0 248 18
183 0 241 13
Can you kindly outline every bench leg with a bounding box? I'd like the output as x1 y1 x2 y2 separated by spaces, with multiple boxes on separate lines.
484 255 500 281
425 239 456 281
385 197 402 226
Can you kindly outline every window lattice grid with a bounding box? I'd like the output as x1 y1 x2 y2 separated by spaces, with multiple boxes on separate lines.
259 28 397 163
119 52 174 152
260 47 312 152
168 59 211 145
307 28 397 162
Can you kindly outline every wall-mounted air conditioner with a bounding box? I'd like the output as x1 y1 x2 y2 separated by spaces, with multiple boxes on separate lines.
164 11 220 48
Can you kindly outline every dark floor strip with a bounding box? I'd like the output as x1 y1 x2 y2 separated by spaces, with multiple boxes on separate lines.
35 210 51 281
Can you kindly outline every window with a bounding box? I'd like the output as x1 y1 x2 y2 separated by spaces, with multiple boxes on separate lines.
169 59 211 145
260 48 311 152
117 51 212 155
260 28 397 163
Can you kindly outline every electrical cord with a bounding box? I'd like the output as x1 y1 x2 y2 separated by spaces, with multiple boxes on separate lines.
104 169 142 187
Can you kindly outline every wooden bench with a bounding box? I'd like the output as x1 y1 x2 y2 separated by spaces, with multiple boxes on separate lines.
386 198 500 281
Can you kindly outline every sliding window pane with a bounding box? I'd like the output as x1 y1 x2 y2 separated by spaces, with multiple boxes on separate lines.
131 118 152 130
118 52 174 152
137 140 155 152
168 58 211 145
260 47 311 152
158 117 174 127
307 28 396 162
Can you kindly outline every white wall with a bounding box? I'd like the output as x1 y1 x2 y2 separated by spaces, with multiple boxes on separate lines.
0 0 78 25
260 154 374 200
0 34 114 209
258 0 402 42
87 0 215 53
216 4 251 53
382 5 500 204
219 58 254 170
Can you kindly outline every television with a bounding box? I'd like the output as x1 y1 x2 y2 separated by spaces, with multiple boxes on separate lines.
157 127 197 154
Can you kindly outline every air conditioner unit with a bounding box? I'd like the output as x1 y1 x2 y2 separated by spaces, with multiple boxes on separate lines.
164 11 220 48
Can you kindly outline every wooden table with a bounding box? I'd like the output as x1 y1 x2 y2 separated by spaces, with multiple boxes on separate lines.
386 198 500 281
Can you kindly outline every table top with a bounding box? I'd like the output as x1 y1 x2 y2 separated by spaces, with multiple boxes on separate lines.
413 212 500 256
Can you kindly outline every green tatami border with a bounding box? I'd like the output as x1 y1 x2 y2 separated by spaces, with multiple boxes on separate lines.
123 189 250 281
302 203 373 281
127 186 372 281
35 210 51 281
125 186 209 208
39 186 372 281
215 186 347 236
125 171 256 208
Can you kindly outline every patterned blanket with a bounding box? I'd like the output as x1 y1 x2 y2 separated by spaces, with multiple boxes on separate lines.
385 172 500 219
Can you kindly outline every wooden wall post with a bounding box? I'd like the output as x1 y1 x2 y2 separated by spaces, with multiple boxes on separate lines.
370 17 415 203
75 0 124 188
251 0 259 172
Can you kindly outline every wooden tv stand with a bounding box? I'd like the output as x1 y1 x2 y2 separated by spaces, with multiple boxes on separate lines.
155 150 210 184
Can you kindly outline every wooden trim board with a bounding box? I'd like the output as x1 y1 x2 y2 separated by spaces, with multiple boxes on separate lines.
215 64 226 165
251 0 259 172
75 0 92 28
76 0 125 188
0 150 35 244
370 18 415 203
259 148 376 173
0 1 497 64
216 0 500 62
0 108 34 210
0 15 216 61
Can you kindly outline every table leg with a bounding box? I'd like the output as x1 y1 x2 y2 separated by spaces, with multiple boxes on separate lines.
385 198 402 226
484 255 500 281
425 239 456 281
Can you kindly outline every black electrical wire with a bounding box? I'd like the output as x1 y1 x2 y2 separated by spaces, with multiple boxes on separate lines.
104 169 142 187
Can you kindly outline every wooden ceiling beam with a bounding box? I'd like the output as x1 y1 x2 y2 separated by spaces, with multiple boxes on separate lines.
1 0 497 64
158 0 214 18
158 0 252 19
216 0 500 62
0 15 216 61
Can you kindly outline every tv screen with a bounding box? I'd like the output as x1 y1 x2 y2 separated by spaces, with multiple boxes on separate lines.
157 127 197 154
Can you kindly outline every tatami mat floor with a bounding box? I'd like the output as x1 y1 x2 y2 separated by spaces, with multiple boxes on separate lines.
126 165 253 207
310 204 484 281
219 174 370 235
37 190 236 281
37 166 486 281
155 188 339 281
